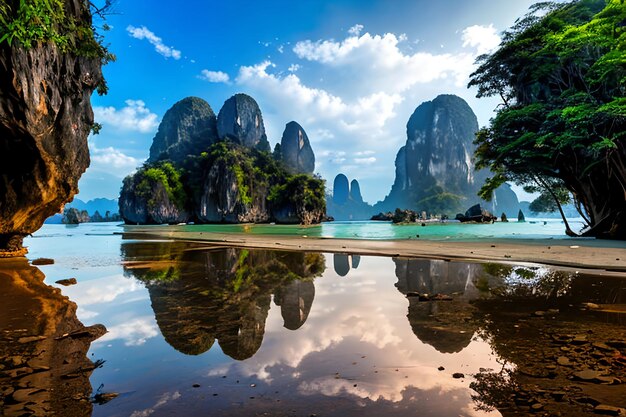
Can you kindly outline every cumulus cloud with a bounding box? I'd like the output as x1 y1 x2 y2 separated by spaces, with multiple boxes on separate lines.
130 391 182 417
199 69 231 84
90 145 141 173
93 99 159 133
127 25 181 59
292 30 475 91
288 63 301 72
462 24 501 54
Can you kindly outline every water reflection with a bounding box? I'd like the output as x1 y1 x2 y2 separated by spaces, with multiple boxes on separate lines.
333 253 360 276
107 241 626 416
121 242 325 359
0 259 105 416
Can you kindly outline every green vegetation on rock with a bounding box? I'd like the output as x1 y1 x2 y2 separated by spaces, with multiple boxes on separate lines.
134 161 187 210
470 0 626 238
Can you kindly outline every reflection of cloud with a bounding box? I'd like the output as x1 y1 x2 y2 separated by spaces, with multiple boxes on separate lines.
130 391 181 417
97 316 158 346
206 256 502 409
62 274 145 306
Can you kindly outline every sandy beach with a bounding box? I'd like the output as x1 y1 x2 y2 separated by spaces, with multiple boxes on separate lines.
122 226 626 273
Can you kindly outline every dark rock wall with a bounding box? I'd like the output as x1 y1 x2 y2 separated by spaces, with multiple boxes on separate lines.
217 93 267 149
0 0 103 255
148 97 217 163
119 176 189 225
280 121 315 174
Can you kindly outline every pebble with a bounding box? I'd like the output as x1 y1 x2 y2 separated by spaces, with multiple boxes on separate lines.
55 278 77 286
452 373 464 379
31 258 54 265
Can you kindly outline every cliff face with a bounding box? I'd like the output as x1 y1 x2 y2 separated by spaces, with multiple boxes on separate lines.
217 94 269 151
197 158 270 223
0 1 103 255
119 164 189 225
327 174 374 220
280 121 315 174
149 97 218 163
121 94 326 226
377 95 519 215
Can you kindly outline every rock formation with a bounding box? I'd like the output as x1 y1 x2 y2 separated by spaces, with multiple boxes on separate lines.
120 95 326 225
149 97 217 163
327 174 374 220
0 1 104 256
376 95 520 216
217 93 270 151
280 121 315 174
333 174 350 205
119 164 189 225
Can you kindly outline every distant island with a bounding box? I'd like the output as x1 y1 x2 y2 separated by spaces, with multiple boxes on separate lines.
119 95 326 225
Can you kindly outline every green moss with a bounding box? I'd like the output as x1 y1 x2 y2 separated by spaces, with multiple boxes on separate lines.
0 0 115 86
135 161 187 210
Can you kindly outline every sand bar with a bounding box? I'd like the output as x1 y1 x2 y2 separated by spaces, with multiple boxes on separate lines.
122 225 626 273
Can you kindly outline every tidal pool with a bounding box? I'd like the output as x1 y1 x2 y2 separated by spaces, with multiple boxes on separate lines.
1 224 625 416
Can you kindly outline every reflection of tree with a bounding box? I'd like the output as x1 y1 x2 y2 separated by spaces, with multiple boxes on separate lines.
0 259 106 416
121 243 325 359
470 266 626 415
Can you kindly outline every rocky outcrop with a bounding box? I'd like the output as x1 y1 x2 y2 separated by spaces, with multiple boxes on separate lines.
148 97 217 163
0 1 103 255
327 174 374 220
62 208 90 224
332 174 349 205
217 93 269 151
280 121 315 174
455 204 497 223
196 158 269 223
121 94 326 225
350 179 363 203
119 165 189 225
376 95 519 216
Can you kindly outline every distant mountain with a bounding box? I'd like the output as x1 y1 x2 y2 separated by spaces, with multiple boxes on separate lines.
67 198 119 216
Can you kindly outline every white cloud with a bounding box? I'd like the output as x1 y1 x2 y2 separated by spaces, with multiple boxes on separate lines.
354 157 377 164
348 24 364 36
130 391 181 417
288 64 301 72
90 145 141 173
355 150 376 156
93 99 159 133
292 31 475 91
462 24 501 54
127 25 181 59
236 61 403 135
199 69 231 84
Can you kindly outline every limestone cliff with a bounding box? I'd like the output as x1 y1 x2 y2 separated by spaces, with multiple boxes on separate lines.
121 94 326 225
0 1 104 255
377 95 519 216
217 93 270 151
149 97 218 163
327 174 374 220
280 121 315 174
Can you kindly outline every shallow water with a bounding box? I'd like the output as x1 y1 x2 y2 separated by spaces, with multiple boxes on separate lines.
138 218 590 241
1 224 625 416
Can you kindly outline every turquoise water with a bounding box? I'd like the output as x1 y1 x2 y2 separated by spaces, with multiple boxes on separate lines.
149 218 589 241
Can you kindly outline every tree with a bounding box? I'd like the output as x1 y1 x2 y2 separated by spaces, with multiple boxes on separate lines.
469 0 626 239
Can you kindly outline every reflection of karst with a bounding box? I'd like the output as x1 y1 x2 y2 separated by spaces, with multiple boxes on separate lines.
333 254 361 277
274 280 315 330
0 259 106 416
121 242 324 360
393 258 486 353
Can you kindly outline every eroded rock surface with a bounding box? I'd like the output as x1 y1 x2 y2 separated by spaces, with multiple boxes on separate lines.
280 121 315 174
0 1 103 255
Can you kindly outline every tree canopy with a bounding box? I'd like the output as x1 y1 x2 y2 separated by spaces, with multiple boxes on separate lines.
470 0 626 238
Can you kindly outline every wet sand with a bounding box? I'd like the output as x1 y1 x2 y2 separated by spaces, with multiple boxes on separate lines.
121 226 626 272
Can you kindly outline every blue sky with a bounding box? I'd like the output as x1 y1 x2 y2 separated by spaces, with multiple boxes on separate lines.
81 0 540 204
